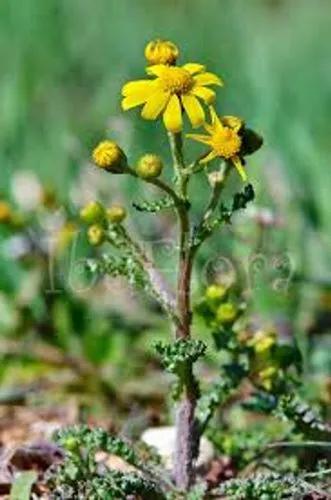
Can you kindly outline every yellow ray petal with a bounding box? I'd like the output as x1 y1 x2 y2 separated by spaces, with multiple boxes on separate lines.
209 106 224 132
186 133 212 145
122 94 150 110
232 156 247 181
141 90 170 120
223 115 244 132
182 63 206 74
200 150 218 164
163 94 182 133
182 95 205 128
194 72 224 87
192 86 216 104
122 80 155 97
146 64 166 77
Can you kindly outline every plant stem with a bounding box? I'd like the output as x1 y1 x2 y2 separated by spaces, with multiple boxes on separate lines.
169 132 199 491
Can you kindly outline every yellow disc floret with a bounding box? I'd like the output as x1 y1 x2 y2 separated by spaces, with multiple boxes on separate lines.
136 154 163 179
159 67 194 94
145 39 179 66
210 127 242 160
106 204 127 224
92 140 127 172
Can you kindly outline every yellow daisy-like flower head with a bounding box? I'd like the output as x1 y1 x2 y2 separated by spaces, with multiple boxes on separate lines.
145 39 179 66
188 107 248 180
121 63 223 133
188 108 263 181
92 140 127 173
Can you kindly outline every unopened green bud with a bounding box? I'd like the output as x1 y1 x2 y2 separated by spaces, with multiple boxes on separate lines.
216 302 238 324
80 201 105 224
87 224 105 246
205 284 227 302
136 154 163 179
63 436 80 452
106 204 127 224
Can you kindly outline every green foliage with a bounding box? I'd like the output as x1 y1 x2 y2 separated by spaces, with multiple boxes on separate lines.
133 196 175 213
154 339 207 375
276 394 331 441
197 365 247 433
50 425 165 499
192 184 256 247
215 473 313 500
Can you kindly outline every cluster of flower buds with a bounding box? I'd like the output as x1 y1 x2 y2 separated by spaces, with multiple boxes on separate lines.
247 330 279 391
80 200 127 246
203 283 242 327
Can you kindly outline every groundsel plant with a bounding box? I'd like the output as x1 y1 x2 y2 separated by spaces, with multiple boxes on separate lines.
80 39 262 492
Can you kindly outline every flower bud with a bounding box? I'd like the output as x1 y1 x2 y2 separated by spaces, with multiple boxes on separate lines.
216 302 238 324
257 365 278 391
80 201 105 224
205 284 227 302
87 224 105 246
0 201 12 224
92 140 127 173
145 39 179 66
63 436 80 452
136 154 163 179
106 204 127 224
251 331 276 354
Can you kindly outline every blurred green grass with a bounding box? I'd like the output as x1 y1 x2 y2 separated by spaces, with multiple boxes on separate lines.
0 0 330 270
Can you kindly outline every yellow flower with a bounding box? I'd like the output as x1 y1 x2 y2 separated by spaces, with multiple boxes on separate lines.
145 39 179 66
92 140 127 173
121 64 223 133
106 205 127 224
188 107 248 181
136 154 163 179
